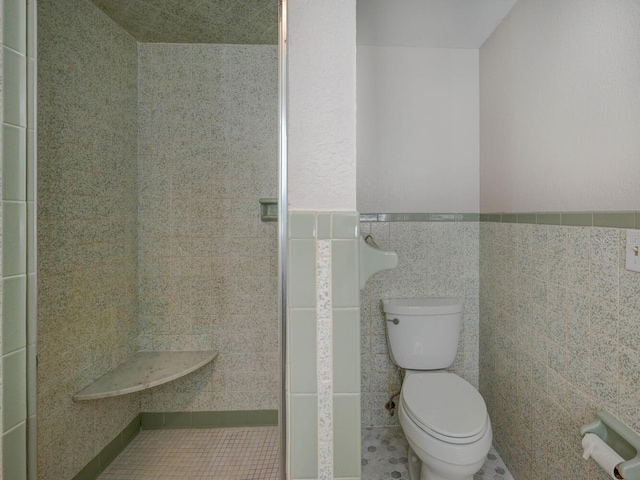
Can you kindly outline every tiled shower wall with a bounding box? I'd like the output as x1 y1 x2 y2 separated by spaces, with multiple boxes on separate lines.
360 219 480 427
37 0 139 478
137 43 279 412
480 221 640 480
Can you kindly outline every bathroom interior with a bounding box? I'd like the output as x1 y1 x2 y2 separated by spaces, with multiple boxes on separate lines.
2 0 640 479
36 0 280 478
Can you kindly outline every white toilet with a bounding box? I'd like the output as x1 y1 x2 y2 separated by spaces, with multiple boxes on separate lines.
382 298 492 480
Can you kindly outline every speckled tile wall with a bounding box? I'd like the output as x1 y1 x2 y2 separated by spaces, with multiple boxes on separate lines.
88 0 278 44
37 0 140 478
360 221 480 427
137 43 279 413
480 222 640 480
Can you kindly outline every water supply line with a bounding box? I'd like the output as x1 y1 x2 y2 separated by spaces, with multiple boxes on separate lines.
385 367 405 416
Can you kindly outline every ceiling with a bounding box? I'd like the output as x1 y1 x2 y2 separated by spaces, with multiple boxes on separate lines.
90 0 278 44
357 0 518 48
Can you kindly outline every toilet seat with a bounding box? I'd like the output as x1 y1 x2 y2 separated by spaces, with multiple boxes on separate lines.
401 372 488 445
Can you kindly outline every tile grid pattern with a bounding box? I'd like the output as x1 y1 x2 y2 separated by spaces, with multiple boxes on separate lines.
361 213 480 223
317 239 333 480
89 0 278 44
137 43 278 413
479 211 640 229
480 221 640 480
97 427 280 480
360 221 480 427
37 1 140 478
362 427 514 480
288 212 361 480
2 0 36 478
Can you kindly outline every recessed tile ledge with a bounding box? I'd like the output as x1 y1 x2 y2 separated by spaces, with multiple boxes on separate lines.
73 350 218 401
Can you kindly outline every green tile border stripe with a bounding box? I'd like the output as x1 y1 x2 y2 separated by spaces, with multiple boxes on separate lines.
363 211 640 228
360 213 479 222
71 415 141 480
140 410 279 430
477 211 639 228
593 211 636 228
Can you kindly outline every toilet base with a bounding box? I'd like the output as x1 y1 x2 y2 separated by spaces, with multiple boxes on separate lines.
407 445 477 480
407 445 421 480
420 464 474 480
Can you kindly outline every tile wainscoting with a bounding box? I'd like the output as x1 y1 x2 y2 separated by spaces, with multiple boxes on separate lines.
359 216 480 428
480 215 640 480
288 211 361 480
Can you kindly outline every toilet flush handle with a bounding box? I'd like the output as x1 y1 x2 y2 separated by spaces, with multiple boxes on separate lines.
387 318 400 325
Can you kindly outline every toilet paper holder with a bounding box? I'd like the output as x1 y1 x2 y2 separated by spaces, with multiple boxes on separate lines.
580 411 640 479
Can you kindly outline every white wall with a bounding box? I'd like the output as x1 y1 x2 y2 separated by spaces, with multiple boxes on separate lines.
480 0 640 213
357 47 479 213
287 0 357 211
357 0 516 49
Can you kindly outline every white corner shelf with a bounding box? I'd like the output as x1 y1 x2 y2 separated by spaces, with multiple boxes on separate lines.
73 350 218 401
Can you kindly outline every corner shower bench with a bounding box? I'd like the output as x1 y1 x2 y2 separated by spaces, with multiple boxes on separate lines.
73 350 218 401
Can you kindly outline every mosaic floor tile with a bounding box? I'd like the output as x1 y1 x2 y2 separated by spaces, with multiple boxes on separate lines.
98 427 279 480
362 427 514 480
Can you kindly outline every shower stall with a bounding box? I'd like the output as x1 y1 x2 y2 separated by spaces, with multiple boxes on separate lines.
36 0 283 478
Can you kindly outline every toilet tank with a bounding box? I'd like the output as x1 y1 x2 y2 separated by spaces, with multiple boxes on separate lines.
382 298 463 370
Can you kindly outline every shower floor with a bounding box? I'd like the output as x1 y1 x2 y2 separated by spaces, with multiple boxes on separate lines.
98 426 279 480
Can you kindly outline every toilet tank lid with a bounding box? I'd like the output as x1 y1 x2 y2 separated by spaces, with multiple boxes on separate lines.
382 298 462 315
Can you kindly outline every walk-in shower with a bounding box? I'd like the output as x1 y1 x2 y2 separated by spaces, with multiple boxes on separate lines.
36 0 284 478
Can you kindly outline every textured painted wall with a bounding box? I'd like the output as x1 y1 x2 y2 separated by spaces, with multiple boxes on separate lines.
479 0 640 212
360 220 479 427
137 44 279 413
357 47 479 214
37 0 139 478
480 222 640 479
287 0 357 211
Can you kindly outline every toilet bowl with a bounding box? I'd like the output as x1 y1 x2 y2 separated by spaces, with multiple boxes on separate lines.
398 371 492 480
382 298 493 480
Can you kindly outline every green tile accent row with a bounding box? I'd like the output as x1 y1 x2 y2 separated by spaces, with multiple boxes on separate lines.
365 211 640 227
140 410 279 430
593 211 636 228
516 213 537 224
536 213 562 225
361 213 480 222
562 212 594 226
71 416 141 480
479 211 640 227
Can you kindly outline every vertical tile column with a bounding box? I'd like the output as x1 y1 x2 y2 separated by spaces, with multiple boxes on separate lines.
25 1 37 478
1 0 32 479
287 212 361 480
